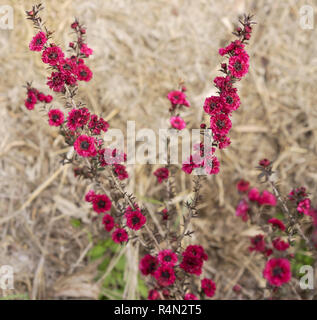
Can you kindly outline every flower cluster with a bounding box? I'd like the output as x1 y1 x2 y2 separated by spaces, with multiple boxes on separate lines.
235 179 277 222
153 167 169 184
182 15 255 176
24 85 53 110
140 245 214 300
28 15 93 95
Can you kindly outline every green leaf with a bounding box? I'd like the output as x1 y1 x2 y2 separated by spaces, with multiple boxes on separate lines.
89 244 107 260
70 218 81 228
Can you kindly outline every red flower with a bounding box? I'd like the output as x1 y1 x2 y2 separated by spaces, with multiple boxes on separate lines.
263 258 291 287
47 72 66 92
236 179 250 192
102 214 114 232
25 91 37 110
201 278 216 297
114 164 129 180
259 158 271 167
125 207 146 231
85 190 95 202
76 64 93 82
288 187 307 201
153 167 169 183
80 43 93 57
67 108 90 131
148 290 160 300
74 135 97 157
157 250 178 266
180 245 207 276
203 96 223 115
213 76 232 91
297 198 311 215
48 109 64 126
248 187 260 202
249 234 266 253
154 265 176 287
220 88 241 113
214 134 231 149
112 228 128 244
235 199 249 222
167 90 190 107
139 254 158 276
272 238 289 251
92 194 112 213
202 154 220 175
44 95 53 103
170 116 186 130
257 190 277 207
268 218 286 231
88 115 109 134
184 293 198 300
29 31 47 51
42 45 64 65
228 52 249 78
210 113 232 136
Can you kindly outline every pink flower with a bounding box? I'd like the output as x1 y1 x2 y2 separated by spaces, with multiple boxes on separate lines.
112 228 128 244
268 218 286 231
47 72 66 92
210 113 232 136
25 91 37 110
44 95 53 103
179 245 208 276
263 258 291 287
153 167 169 183
125 206 146 231
74 135 97 157
258 190 277 206
236 199 249 222
236 179 250 192
92 194 112 213
85 190 95 202
167 90 190 107
248 188 260 202
220 88 241 113
29 31 47 51
297 198 311 215
42 45 64 65
203 96 223 115
114 164 129 180
48 109 64 126
157 249 178 266
184 293 198 300
170 116 186 130
139 254 158 276
102 214 115 232
76 64 93 81
249 234 266 253
80 43 93 57
228 52 249 78
202 154 220 175
67 108 90 131
272 238 290 251
201 278 216 297
154 265 176 287
148 290 160 300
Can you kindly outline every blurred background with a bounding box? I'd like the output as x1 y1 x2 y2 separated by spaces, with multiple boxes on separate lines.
0 0 316 299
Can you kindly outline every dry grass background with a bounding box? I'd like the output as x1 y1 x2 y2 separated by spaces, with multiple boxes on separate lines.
0 0 317 299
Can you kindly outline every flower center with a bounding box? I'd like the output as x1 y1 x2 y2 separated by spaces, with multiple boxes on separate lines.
161 271 170 279
52 114 59 121
80 71 87 77
234 61 242 71
273 266 283 277
164 255 172 262
98 200 106 208
226 96 233 104
80 141 90 150
216 120 225 128
49 52 58 59
36 38 43 45
132 216 140 225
